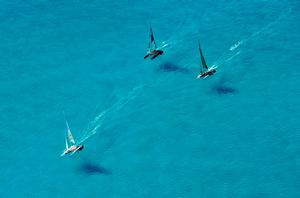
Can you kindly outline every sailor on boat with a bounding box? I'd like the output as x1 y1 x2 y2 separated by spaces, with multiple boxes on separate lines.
144 26 163 60
196 40 217 79
61 120 84 156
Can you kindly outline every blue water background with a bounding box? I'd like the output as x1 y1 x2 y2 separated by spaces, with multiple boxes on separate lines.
0 0 299 197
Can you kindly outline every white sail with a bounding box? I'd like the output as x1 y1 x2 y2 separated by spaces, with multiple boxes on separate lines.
60 118 79 157
65 120 76 146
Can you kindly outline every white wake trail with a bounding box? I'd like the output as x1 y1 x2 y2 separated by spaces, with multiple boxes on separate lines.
229 8 291 52
78 85 144 144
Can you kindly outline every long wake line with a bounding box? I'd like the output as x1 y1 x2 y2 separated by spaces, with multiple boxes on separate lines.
78 7 291 145
78 84 145 144
229 8 291 52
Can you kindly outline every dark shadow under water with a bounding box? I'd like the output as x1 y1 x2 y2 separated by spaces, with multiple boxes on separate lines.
77 162 111 175
156 62 190 74
213 84 237 95
212 77 238 95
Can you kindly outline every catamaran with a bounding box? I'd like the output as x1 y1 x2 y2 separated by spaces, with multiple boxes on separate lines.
60 120 84 157
196 41 217 79
144 26 164 60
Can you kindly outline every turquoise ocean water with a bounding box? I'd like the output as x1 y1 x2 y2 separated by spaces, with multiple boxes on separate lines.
0 0 299 197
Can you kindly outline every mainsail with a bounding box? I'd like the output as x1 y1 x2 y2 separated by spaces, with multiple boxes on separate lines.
65 120 75 148
148 26 157 51
198 41 208 72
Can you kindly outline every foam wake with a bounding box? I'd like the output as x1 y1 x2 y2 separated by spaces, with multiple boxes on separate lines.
78 85 144 144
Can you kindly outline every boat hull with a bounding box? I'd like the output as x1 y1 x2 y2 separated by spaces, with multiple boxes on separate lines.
197 66 217 79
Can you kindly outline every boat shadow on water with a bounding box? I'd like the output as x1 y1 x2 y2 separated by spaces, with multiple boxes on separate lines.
156 62 191 74
77 162 111 176
211 78 238 95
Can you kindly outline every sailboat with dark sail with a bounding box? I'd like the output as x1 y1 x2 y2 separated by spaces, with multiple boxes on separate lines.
197 41 217 79
144 26 164 60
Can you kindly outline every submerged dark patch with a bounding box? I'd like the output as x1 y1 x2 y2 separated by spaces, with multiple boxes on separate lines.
157 62 190 74
78 162 111 175
211 76 238 95
212 83 237 95
214 85 237 94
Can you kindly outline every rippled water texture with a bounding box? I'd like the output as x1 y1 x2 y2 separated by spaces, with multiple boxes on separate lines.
0 0 299 197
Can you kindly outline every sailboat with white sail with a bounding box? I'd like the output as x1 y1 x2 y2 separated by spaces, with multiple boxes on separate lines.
60 120 84 157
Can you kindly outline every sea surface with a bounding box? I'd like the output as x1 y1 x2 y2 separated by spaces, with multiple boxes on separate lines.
0 0 299 197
